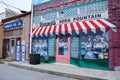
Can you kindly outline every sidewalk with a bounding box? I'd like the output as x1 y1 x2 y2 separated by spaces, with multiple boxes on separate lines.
4 61 120 80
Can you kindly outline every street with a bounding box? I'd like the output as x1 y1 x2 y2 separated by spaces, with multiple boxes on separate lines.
0 64 77 80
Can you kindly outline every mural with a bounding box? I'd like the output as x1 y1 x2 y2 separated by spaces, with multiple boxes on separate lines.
59 36 68 55
32 38 47 56
81 32 109 59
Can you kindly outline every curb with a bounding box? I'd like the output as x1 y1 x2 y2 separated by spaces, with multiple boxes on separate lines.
7 62 106 80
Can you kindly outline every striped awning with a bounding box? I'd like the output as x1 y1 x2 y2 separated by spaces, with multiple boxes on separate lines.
32 19 116 37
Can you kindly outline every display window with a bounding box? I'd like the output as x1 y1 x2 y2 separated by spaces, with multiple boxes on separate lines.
81 32 109 60
48 37 56 56
59 36 68 55
70 36 80 58
32 38 48 56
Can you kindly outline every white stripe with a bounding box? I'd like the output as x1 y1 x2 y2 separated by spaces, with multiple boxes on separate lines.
73 22 79 34
45 26 50 36
50 25 54 36
86 21 96 33
67 23 72 35
40 27 46 36
79 22 87 34
62 24 65 35
32 28 38 36
100 19 116 32
93 20 106 33
35 27 41 37
101 19 116 27
56 25 59 35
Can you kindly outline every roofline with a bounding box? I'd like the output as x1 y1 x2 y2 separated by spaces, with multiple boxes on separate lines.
2 11 31 23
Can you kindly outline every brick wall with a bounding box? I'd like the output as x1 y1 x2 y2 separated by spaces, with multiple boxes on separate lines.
21 15 31 61
0 23 4 58
34 0 96 15
12 14 31 61
108 0 120 70
5 9 19 19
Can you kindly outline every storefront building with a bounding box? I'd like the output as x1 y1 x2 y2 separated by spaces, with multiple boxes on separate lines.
1 12 31 61
31 0 119 70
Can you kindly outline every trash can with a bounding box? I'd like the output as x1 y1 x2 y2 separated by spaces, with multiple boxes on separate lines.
29 54 40 65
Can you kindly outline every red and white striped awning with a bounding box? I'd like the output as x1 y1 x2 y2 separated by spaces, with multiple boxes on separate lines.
32 19 116 37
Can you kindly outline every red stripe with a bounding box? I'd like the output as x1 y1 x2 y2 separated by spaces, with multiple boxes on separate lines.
76 22 82 33
38 27 43 36
70 23 75 34
35 28 40 36
32 29 34 33
64 24 68 34
48 26 52 35
42 27 47 35
59 24 62 35
97 19 110 32
82 21 91 33
53 25 56 34
34 28 39 36
89 20 100 32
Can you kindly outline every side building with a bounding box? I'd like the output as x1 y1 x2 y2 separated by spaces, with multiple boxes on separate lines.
0 12 31 61
0 9 20 59
31 0 120 70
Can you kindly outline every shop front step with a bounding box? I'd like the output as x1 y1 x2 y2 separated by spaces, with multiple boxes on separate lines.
4 57 15 62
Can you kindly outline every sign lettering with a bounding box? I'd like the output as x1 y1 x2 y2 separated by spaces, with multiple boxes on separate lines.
4 20 23 30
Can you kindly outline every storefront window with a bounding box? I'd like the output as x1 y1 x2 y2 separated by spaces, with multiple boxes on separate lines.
48 37 55 56
71 36 79 58
32 38 48 56
4 29 23 37
42 14 46 21
78 1 107 15
58 11 64 18
59 36 68 55
81 32 109 60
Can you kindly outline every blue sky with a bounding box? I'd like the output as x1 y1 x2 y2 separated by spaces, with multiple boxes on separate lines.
33 0 50 5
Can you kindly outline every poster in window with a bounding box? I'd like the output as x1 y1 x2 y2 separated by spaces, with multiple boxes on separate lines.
16 40 21 61
81 32 109 59
32 38 47 56
59 37 68 55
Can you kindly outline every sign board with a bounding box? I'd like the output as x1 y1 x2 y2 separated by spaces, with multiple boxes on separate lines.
21 45 26 61
4 20 23 30
34 11 108 28
16 45 21 61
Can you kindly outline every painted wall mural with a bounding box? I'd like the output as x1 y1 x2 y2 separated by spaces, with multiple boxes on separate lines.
81 32 109 59
59 36 68 55
32 38 48 56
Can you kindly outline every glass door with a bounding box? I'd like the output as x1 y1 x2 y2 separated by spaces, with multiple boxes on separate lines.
56 35 70 63
10 39 15 57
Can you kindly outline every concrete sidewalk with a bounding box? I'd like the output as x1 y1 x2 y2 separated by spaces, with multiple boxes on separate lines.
4 61 120 80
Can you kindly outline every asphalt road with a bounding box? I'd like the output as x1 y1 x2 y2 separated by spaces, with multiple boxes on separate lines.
0 64 78 80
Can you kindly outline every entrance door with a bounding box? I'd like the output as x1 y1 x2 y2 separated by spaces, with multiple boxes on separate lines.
2 39 10 59
56 36 70 63
10 39 15 57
